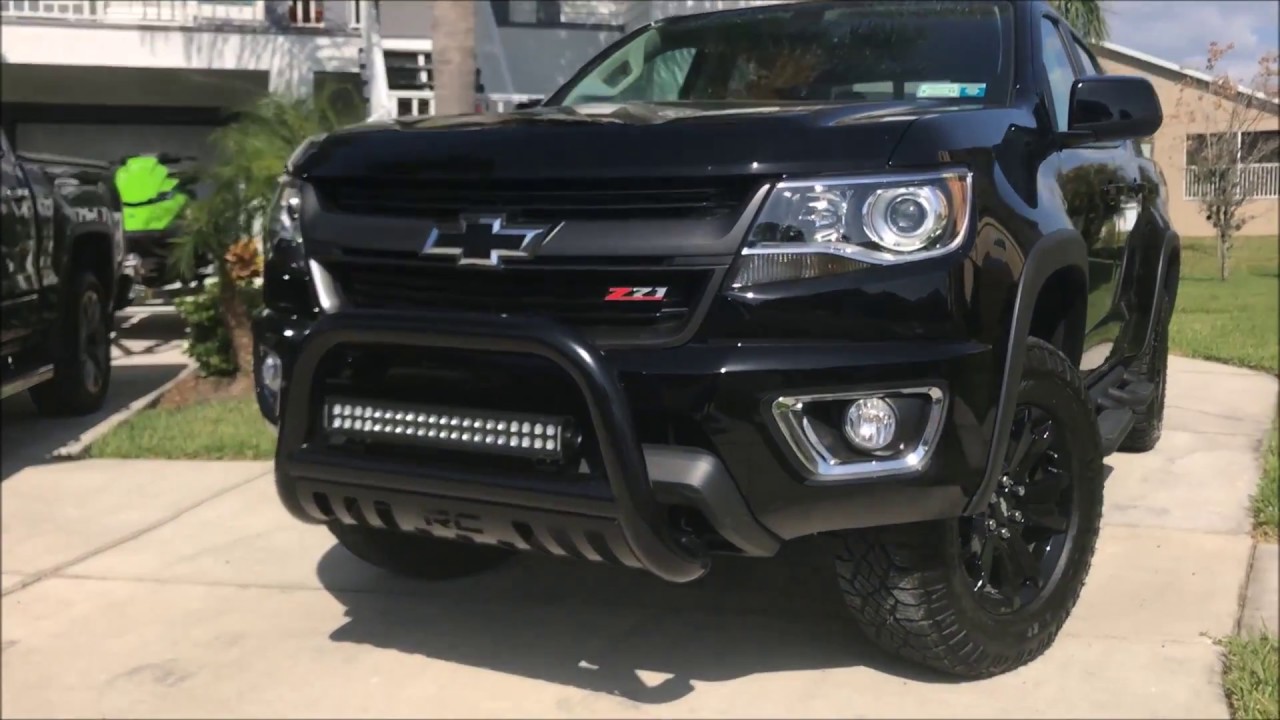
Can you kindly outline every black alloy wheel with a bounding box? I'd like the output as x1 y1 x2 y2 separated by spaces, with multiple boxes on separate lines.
78 288 109 396
962 404 1075 615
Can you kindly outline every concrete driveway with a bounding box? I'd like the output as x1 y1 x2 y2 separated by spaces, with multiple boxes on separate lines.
1 356 1275 719
1 305 189 481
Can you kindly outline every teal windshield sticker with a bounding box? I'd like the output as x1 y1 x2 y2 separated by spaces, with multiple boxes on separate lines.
916 83 987 99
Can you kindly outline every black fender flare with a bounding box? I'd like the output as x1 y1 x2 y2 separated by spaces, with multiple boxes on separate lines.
1135 229 1181 353
60 221 122 292
963 229 1088 515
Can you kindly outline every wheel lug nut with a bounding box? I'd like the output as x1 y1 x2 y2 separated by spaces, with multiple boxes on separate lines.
998 528 1011 539
986 519 998 530
1011 511 1024 522
1013 486 1025 496
1000 476 1012 488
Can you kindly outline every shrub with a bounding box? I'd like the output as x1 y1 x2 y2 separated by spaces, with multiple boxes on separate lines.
176 279 263 377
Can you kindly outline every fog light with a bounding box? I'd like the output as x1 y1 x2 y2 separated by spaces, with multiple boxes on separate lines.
843 397 897 452
260 351 283 393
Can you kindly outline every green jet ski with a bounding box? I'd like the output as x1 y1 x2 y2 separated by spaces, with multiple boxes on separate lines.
113 153 210 289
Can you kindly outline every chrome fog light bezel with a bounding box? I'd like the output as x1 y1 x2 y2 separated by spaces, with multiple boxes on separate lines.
770 386 947 482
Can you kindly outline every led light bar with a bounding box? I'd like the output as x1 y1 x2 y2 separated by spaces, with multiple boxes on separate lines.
323 396 575 461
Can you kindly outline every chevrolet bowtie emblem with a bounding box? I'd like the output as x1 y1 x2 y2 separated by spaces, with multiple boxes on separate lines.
420 215 561 267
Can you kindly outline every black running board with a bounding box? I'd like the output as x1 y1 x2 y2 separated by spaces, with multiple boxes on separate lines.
1098 407 1136 455
0 364 54 400
1089 365 1152 455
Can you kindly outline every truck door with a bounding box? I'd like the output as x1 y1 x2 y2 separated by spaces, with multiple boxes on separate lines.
1 130 41 345
1064 29 1159 365
1038 15 1137 376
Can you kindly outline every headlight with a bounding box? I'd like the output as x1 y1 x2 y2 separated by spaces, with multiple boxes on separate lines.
263 176 302 260
731 170 972 288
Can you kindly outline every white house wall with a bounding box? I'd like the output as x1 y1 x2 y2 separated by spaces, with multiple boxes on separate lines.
0 21 361 96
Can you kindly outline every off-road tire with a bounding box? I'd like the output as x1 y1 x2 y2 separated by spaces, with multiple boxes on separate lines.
833 338 1104 678
328 522 516 580
29 271 112 417
1118 290 1170 453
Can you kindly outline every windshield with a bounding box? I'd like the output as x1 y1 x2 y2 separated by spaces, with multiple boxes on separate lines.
548 1 1014 108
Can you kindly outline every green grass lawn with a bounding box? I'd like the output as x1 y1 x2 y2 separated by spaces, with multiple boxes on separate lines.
1169 236 1278 375
1222 633 1280 720
1258 425 1279 543
87 393 275 461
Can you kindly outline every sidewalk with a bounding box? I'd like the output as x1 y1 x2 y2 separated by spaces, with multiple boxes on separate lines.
1 356 1275 719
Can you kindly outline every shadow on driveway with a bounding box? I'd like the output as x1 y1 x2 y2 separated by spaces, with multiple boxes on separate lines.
316 536 957 703
1 308 188 481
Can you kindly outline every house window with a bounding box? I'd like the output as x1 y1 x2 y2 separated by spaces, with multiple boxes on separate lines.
1242 130 1280 164
1184 130 1280 199
490 0 625 30
385 50 433 91
396 96 435 117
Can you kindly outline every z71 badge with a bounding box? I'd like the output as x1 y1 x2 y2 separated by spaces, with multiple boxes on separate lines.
604 287 668 302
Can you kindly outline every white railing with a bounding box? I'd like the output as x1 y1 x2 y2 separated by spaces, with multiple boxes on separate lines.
1 0 272 26
1184 163 1280 200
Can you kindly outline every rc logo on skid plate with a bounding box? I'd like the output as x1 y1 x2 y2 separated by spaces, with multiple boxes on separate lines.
420 215 561 267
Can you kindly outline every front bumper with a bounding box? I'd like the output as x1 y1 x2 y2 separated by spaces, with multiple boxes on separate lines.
257 303 996 582
266 309 733 583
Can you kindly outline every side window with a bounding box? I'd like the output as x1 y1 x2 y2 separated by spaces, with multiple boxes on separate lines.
1068 34 1104 76
1039 17 1078 131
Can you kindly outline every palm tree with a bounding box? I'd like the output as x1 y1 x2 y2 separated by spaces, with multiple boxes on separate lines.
1050 0 1109 44
170 92 347 379
362 0 393 120
431 0 477 115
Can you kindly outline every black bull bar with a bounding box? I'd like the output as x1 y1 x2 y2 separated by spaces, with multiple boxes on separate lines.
274 310 711 584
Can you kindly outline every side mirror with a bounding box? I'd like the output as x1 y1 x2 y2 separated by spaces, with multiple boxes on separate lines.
1064 75 1163 146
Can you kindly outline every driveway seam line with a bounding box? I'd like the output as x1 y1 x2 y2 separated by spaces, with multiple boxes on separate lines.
0 468 272 598
1232 537 1258 636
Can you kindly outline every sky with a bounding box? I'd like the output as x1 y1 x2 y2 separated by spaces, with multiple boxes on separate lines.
1105 0 1280 84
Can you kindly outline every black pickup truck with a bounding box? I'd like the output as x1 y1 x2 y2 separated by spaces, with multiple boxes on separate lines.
253 0 1179 678
1 129 133 415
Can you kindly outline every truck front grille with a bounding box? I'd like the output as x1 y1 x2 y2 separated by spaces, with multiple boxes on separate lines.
311 176 757 221
326 260 714 340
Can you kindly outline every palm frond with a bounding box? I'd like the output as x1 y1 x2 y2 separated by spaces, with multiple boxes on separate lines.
1050 0 1109 43
178 90 352 263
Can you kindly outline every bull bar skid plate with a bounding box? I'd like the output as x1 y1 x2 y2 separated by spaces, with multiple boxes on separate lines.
274 309 714 583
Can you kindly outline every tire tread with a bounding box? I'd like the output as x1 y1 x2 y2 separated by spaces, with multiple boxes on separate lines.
834 338 1103 678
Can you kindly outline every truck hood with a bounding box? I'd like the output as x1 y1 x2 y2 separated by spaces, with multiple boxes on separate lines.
294 101 979 181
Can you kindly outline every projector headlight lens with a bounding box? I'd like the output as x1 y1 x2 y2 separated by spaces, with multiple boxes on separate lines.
731 170 971 288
